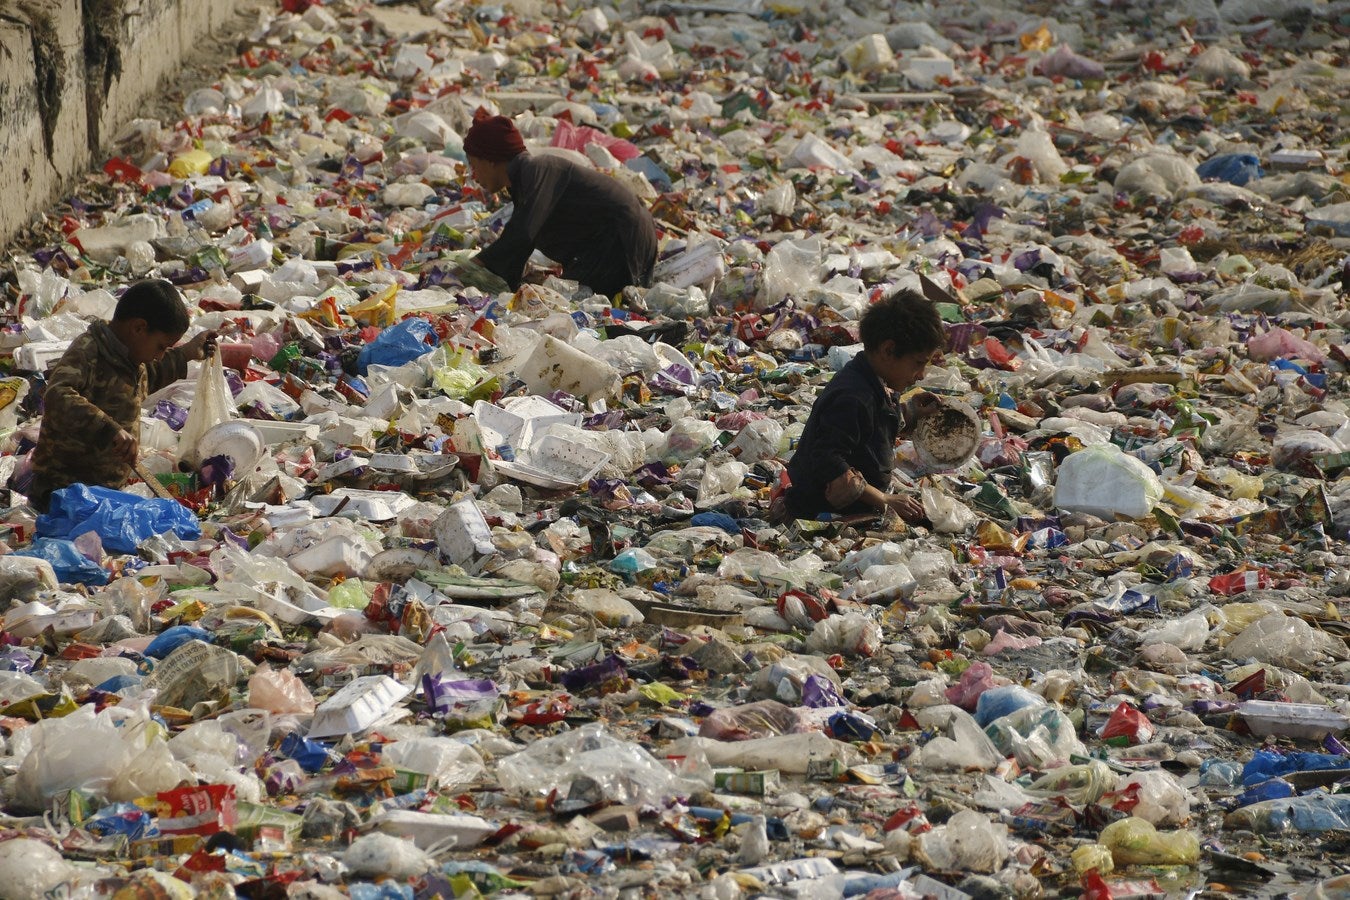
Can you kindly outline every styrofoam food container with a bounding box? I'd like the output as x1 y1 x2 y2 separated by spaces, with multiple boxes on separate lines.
312 489 419 521
250 420 321 447
308 675 412 739
368 811 495 850
434 498 496 564
1239 701 1350 740
493 433 610 489
473 397 580 450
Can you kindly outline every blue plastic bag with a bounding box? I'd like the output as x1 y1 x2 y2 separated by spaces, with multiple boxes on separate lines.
974 685 1046 727
1243 750 1350 786
1196 152 1264 187
690 511 741 534
355 318 439 375
144 625 213 659
280 732 333 773
36 484 201 555
13 537 108 586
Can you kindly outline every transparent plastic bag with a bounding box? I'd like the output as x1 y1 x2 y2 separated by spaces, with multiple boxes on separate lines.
248 665 317 715
664 417 720 462
1141 610 1210 651
916 809 1009 873
495 722 700 806
728 417 784 463
1109 770 1192 826
806 613 882 658
1100 817 1200 866
760 236 823 309
1054 444 1164 520
179 350 236 466
12 702 191 811
918 706 1004 772
1226 613 1346 670
381 738 486 787
697 456 749 503
699 700 804 742
921 484 977 533
986 705 1086 769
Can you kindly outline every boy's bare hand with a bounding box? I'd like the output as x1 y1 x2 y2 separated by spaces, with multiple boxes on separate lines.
112 428 139 464
181 330 219 361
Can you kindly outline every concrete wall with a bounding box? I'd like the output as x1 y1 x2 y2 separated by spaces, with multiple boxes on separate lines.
0 0 255 248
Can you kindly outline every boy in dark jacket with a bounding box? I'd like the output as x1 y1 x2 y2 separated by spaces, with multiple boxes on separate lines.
28 279 216 511
782 289 947 523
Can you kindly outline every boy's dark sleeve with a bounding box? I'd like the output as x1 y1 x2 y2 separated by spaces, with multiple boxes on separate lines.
145 346 191 394
797 394 871 485
476 160 571 289
43 340 122 445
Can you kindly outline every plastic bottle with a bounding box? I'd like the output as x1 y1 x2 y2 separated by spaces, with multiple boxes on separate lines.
1235 778 1295 808
736 814 769 865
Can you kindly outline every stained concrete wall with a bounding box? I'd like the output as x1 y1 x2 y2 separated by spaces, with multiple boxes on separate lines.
0 0 255 248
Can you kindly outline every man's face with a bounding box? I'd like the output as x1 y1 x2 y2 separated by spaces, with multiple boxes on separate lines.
468 156 508 194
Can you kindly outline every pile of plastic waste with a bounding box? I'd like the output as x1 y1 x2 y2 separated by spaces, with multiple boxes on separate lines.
1 0 1350 896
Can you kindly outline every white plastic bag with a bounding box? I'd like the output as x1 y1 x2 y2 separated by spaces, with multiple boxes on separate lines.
921 484 977 533
178 349 235 466
12 702 191 811
1054 444 1164 520
760 235 823 308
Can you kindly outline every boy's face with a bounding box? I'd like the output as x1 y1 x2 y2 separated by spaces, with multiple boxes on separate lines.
123 319 184 365
874 343 938 392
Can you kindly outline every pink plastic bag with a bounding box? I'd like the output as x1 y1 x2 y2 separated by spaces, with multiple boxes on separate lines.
945 662 999 711
983 629 1043 657
1247 326 1324 363
551 119 641 162
248 665 316 715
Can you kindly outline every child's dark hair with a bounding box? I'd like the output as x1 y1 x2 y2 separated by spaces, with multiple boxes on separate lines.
859 288 946 356
112 279 190 335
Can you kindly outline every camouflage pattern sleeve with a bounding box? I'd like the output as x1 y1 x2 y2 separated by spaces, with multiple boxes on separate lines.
145 345 191 394
42 334 122 446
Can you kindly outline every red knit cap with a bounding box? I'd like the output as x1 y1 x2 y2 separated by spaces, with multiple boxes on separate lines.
463 108 527 162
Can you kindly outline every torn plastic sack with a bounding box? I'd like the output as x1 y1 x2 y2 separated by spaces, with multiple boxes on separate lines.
13 538 108 587
36 484 200 554
356 318 439 375
495 722 700 806
10 702 192 811
248 665 317 716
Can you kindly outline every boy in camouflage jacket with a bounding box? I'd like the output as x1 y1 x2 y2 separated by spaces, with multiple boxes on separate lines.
28 280 216 511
